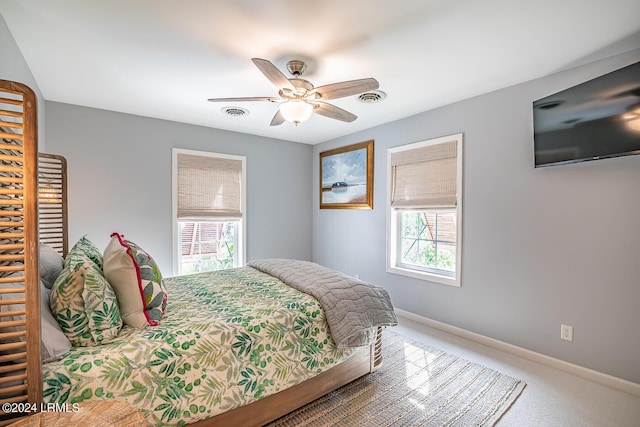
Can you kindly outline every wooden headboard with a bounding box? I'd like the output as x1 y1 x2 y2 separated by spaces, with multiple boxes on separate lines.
37 154 67 258
0 80 41 424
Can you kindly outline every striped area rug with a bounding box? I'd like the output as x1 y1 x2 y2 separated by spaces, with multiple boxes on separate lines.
268 329 525 427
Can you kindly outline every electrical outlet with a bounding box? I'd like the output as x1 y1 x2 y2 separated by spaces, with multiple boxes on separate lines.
561 324 573 342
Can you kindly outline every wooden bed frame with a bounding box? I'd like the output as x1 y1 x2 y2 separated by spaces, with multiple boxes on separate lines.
0 79 382 426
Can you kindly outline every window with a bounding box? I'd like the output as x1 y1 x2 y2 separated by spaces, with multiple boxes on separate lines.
179 221 237 274
172 149 246 275
387 134 463 286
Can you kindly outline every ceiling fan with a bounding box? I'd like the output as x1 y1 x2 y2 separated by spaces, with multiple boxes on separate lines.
208 58 379 126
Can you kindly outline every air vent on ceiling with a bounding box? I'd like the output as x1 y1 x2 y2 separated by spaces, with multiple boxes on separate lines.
356 90 386 104
222 106 249 117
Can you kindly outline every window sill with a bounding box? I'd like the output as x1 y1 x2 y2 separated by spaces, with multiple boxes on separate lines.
387 265 460 287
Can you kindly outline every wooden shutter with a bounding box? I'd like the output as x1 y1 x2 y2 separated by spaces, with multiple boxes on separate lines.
0 80 41 424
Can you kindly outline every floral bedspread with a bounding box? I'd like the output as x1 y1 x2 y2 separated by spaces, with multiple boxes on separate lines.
42 266 356 426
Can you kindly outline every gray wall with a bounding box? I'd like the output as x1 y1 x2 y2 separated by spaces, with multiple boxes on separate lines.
0 14 46 149
45 102 313 275
312 50 640 384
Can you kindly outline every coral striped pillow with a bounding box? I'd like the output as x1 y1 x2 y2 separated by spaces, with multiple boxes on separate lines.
103 233 168 329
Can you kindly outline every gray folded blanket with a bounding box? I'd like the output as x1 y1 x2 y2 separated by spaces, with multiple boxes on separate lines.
248 259 398 348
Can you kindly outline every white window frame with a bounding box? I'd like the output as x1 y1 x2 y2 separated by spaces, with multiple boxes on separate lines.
386 133 463 287
172 148 246 276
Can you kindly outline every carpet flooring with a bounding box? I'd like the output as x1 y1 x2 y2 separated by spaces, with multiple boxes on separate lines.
268 329 526 426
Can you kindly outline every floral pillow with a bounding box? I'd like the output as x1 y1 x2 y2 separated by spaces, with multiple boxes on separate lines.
49 255 122 347
103 232 168 329
66 235 103 269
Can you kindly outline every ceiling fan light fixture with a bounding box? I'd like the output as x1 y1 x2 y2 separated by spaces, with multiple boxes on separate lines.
279 100 313 125
208 58 378 126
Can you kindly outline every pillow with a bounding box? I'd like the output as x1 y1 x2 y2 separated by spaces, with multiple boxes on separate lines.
103 232 167 329
40 285 72 362
49 256 122 347
0 274 72 362
39 243 64 289
66 235 103 269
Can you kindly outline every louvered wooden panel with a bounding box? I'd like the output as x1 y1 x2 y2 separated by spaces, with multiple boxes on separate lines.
0 81 40 425
371 327 383 371
38 154 67 257
180 222 222 257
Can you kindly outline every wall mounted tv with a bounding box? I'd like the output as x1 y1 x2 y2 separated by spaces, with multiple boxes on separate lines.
533 60 640 167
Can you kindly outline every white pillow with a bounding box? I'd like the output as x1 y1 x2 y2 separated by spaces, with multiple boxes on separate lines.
40 285 72 362
39 243 64 289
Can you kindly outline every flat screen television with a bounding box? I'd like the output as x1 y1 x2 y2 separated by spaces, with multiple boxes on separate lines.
533 60 640 167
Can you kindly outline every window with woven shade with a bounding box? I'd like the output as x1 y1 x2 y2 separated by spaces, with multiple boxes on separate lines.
387 133 463 287
173 149 245 275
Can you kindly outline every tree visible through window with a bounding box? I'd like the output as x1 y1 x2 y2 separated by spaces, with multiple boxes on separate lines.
399 210 456 274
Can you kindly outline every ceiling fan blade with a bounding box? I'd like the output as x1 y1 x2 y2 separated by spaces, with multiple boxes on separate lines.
313 102 357 122
314 78 379 100
270 110 285 126
252 58 295 91
207 96 276 102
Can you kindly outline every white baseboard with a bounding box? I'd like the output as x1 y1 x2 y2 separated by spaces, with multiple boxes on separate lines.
395 308 640 397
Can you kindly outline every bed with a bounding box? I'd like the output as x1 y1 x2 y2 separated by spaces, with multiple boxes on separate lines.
0 79 397 426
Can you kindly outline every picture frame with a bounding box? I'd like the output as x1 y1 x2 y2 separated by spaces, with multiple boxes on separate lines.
320 140 373 209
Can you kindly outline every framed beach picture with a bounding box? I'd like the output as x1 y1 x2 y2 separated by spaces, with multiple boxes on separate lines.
320 140 373 209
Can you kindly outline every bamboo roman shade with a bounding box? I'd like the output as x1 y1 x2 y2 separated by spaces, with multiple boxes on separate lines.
177 153 242 220
390 140 458 209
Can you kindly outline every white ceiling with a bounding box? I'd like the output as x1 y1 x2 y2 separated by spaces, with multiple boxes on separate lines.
1 0 639 144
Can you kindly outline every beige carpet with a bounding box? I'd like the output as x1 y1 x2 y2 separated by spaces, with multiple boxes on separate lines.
268 329 526 427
